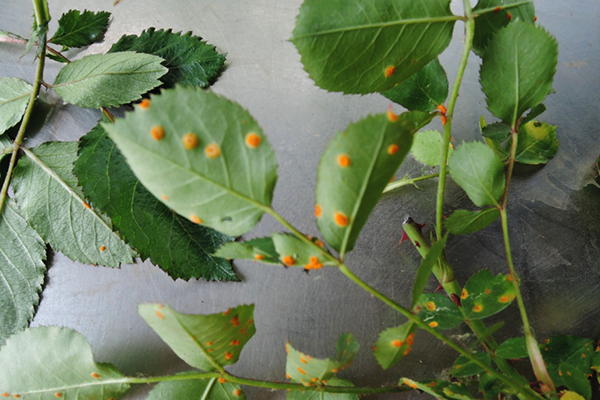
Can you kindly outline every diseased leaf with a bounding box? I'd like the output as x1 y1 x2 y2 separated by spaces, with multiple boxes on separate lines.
382 58 449 112
74 124 236 281
558 362 591 400
411 130 448 167
592 350 600 383
316 111 432 256
542 336 594 388
451 352 491 378
373 322 416 370
0 77 32 135
50 9 111 48
415 293 463 330
109 28 226 89
272 233 333 270
460 269 516 320
214 237 280 265
515 121 559 165
104 86 277 237
292 0 457 94
0 326 130 399
0 202 46 345
139 304 256 371
412 235 447 307
446 208 499 235
12 141 136 268
53 52 167 108
287 378 358 400
147 375 245 400
561 392 587 400
448 142 505 207
480 22 558 126
496 337 528 359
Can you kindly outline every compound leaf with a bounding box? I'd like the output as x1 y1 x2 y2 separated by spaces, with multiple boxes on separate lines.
446 208 499 235
53 52 167 108
460 269 516 320
50 9 111 48
109 28 226 89
0 326 130 400
139 304 256 371
0 78 32 135
74 123 236 281
415 293 463 330
316 111 432 256
286 378 358 400
104 86 277 237
272 233 332 270
373 322 416 370
515 120 559 165
480 22 558 126
214 237 280 266
147 375 245 400
12 141 135 268
0 202 46 345
292 0 457 94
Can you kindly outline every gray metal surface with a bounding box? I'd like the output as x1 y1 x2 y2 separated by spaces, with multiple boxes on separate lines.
1 0 599 399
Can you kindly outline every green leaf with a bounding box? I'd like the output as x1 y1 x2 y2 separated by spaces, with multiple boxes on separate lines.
558 362 591 400
0 202 46 345
515 120 559 165
382 58 449 112
445 208 499 235
0 136 12 161
472 0 536 56
412 235 447 307
542 336 594 387
286 378 358 400
448 142 505 207
479 372 501 400
451 352 491 378
0 326 130 399
291 0 457 94
12 141 136 268
104 86 277 237
214 237 280 265
399 378 473 400
0 78 33 135
561 392 587 400
373 322 416 370
460 269 516 320
410 130 448 167
74 124 236 281
480 22 558 126
316 111 432 255
286 334 359 385
480 120 510 161
139 303 256 371
415 293 463 330
522 104 547 124
53 52 167 108
109 28 226 89
272 233 332 270
147 375 245 400
496 337 528 359
593 349 600 383
50 9 111 48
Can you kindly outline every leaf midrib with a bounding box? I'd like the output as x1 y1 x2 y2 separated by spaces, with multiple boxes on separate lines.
15 378 129 396
0 92 30 108
52 68 166 89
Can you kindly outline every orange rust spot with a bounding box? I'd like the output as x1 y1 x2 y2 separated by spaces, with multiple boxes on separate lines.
282 256 296 266
182 133 199 149
334 212 349 227
225 352 233 360
300 356 307 364
286 373 291 379
311 378 318 383
55 394 62 398
558 370 563 376
13 396 19 399
507 275 513 282
428 382 437 387
493 6 502 12
219 377 227 384
304 261 323 271
91 373 100 378
582 353 587 358
156 310 165 319
151 126 165 141
139 99 151 109
440 115 447 126
205 143 221 158
306 355 311 360
297 367 306 375
392 340 403 348
331 368 339 373
285 342 290 353
231 339 241 346
372 346 377 351
337 154 351 168
314 204 322 218
499 295 512 303
1 394 9 398
461 288 468 299
245 133 261 148
428 321 439 328
403 347 412 356
205 341 213 346
473 304 483 312
406 333 415 346
254 253 265 260
402 378 418 389
207 349 214 353
231 316 240 327
484 289 491 295
387 144 399 155
161 194 169 201
567 371 572 376
84 202 91 209
387 109 399 123
100 246 106 252
426 302 436 311
190 215 203 224
233 389 242 397
315 239 324 248
533 16 538 22
506 12 512 21
384 65 396 78
223 308 232 316
436 104 447 115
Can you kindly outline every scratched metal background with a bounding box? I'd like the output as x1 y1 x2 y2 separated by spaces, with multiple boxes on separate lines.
1 0 600 398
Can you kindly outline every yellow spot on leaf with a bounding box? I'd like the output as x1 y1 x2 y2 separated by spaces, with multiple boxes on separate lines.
461 288 468 299
499 295 513 303
190 215 203 224
428 321 439 328
245 133 261 148
254 254 265 260
139 99 151 109
151 126 165 141
426 301 436 311
334 212 349 227
205 143 221 158
387 144 400 155
161 194 169 201
384 65 396 78
387 109 399 123
297 367 306 375
282 256 296 266
337 154 351 167
100 246 106 252
156 310 165 319
225 352 233 360
182 133 199 149
233 389 242 397
91 373 100 378
219 377 227 384
314 204 322 218
392 339 403 348
473 304 483 312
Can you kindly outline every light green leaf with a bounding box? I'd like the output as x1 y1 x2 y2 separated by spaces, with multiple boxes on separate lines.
558 362 592 400
272 233 333 270
0 136 12 161
561 392 587 400
412 235 447 307
286 378 358 400
104 86 277 237
50 9 111 49
515 120 559 165
410 130 449 167
415 293 463 330
139 304 256 371
316 111 432 255
0 77 32 135
12 142 136 268
373 322 416 370
292 0 457 94
214 237 280 265
496 337 528 359
446 208 499 235
147 375 245 400
479 120 510 161
382 58 449 112
460 269 516 320
451 352 491 378
53 52 167 108
480 22 558 126
0 202 46 345
0 326 130 400
448 142 505 207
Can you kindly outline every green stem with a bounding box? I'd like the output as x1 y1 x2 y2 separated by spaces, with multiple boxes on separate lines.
32 0 51 26
383 172 441 194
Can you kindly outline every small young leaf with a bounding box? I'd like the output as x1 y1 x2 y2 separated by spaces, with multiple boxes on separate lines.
522 104 547 124
448 142 505 207
412 235 448 307
109 28 226 89
50 9 111 48
291 0 457 94
415 293 463 330
147 375 245 400
496 337 528 359
460 269 516 320
214 237 280 265
515 120 559 165
561 392 587 400
0 202 46 345
286 378 358 400
445 208 499 235
410 130 449 167
12 141 136 268
480 121 510 161
272 233 331 270
74 124 236 281
373 322 416 370
451 352 491 378
53 52 167 108
104 86 277 237
316 111 433 256
0 77 33 135
381 58 449 112
138 304 256 371
558 361 591 400
0 326 130 399
480 22 558 126
479 372 501 400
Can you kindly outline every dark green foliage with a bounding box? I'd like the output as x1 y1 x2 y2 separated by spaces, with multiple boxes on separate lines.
446 208 499 235
50 9 111 48
415 293 463 330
